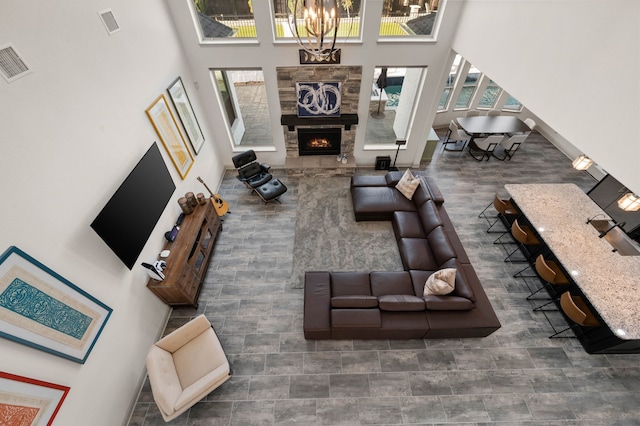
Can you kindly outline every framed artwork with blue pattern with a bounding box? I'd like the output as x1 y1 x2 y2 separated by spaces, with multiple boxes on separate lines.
0 246 112 364
296 82 342 117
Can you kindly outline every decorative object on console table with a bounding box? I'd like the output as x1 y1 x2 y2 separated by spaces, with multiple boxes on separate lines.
389 139 406 171
0 371 70 425
167 76 205 154
177 196 193 215
146 200 221 307
0 246 112 364
145 94 194 179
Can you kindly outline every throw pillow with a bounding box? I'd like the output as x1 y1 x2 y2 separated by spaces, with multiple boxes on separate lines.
395 169 421 200
424 268 456 296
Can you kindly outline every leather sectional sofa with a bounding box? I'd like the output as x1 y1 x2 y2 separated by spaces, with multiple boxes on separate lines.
303 171 501 340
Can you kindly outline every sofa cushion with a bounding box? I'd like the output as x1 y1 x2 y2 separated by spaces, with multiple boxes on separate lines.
397 238 440 271
330 272 372 296
409 261 476 303
396 169 421 200
351 175 388 187
351 186 397 221
332 309 381 328
426 227 457 266
424 268 456 296
392 211 426 239
385 171 405 186
379 295 425 311
331 295 378 308
423 295 475 311
370 271 414 296
418 200 444 234
411 183 433 208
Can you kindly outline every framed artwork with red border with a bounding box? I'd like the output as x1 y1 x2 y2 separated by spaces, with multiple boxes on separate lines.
0 371 70 426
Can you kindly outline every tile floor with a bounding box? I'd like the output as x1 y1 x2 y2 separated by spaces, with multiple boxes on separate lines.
129 131 640 425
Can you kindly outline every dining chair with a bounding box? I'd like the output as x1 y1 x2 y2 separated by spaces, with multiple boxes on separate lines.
442 120 469 152
547 292 600 338
493 133 528 160
487 109 501 116
523 118 537 131
525 254 571 300
468 134 505 161
503 218 543 263
478 193 519 233
465 110 481 117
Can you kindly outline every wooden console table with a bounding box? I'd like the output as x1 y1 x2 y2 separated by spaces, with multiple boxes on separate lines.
147 199 221 308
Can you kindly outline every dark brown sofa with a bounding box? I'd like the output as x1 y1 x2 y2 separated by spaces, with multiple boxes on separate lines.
303 171 501 340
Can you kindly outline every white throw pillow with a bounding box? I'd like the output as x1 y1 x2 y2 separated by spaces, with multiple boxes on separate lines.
395 169 421 200
424 268 456 296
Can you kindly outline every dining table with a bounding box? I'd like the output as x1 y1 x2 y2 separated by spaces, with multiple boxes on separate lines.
505 183 640 353
457 115 531 137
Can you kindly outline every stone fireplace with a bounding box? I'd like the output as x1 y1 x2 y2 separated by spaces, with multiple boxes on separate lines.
277 66 362 176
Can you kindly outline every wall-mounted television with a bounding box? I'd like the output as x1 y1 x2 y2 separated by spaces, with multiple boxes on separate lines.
91 142 176 269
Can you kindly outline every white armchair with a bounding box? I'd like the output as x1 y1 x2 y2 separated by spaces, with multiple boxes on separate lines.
146 315 231 422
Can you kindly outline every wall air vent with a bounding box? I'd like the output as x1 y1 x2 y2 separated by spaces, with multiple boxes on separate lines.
98 9 120 35
0 44 32 83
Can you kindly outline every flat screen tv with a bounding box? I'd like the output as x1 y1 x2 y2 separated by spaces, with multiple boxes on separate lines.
91 142 176 269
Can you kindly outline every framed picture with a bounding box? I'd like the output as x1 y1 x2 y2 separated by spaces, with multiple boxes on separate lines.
167 77 205 155
0 371 69 426
296 82 341 117
0 246 112 364
146 94 195 179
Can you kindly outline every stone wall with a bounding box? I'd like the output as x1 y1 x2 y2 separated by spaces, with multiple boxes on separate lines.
277 66 362 160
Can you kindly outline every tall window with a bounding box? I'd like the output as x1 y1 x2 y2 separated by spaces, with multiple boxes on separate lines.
366 67 426 146
478 80 501 109
212 69 273 147
503 95 523 111
455 66 480 109
379 0 440 38
438 54 461 110
273 0 362 40
194 0 257 39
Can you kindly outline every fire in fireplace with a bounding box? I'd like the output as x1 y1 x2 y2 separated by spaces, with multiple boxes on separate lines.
298 128 341 156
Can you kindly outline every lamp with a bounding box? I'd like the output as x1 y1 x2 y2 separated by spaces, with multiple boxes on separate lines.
388 139 407 171
572 154 593 171
617 192 640 212
290 0 341 61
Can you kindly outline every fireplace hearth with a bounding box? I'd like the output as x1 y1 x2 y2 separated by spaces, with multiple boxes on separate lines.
298 128 341 156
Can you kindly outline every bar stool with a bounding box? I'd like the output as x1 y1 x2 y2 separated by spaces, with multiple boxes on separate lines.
503 219 542 263
478 193 519 233
548 292 600 338
526 255 570 300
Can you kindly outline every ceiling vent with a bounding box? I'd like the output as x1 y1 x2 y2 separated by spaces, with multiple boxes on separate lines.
98 9 120 35
0 44 32 83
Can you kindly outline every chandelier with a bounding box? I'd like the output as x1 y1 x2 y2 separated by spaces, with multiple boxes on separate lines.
290 0 341 60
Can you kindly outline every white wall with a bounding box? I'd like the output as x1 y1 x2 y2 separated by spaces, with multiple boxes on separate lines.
0 1 224 424
452 0 640 195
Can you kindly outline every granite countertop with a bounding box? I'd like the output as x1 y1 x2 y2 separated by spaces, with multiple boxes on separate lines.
505 183 640 340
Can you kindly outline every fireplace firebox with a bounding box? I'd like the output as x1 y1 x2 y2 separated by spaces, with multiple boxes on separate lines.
298 128 341 156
